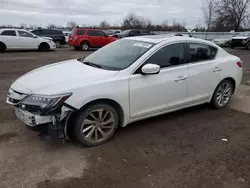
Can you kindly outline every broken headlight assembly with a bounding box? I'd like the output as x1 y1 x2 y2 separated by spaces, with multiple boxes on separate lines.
20 93 72 114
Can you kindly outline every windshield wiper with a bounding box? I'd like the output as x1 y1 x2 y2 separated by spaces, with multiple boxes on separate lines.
83 61 103 69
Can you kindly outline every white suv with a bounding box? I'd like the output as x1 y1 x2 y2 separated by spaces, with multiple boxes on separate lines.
6 36 242 146
0 28 56 52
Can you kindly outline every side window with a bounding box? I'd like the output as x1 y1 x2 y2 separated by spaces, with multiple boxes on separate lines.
17 31 34 38
1 30 16 36
76 30 85 35
188 43 217 63
130 30 140 36
145 43 184 68
87 30 99 36
98 31 106 36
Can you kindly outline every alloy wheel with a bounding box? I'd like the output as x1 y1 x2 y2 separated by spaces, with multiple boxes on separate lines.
81 43 89 51
80 108 116 143
215 82 232 107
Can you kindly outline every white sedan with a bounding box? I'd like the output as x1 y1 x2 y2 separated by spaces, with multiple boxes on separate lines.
0 29 56 52
6 36 242 146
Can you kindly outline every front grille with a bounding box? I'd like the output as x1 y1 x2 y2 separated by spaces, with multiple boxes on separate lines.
24 105 41 113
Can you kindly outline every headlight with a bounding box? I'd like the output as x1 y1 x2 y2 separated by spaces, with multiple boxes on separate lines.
21 93 72 113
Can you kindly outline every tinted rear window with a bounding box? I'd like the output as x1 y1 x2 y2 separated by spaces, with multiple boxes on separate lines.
1 30 16 36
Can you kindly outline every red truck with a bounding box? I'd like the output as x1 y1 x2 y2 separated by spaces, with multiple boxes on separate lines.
68 28 118 51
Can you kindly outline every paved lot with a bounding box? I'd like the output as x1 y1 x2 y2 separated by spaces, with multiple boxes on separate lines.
0 47 250 188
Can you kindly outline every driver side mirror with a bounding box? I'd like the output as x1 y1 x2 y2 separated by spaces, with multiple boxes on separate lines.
141 64 160 75
33 36 38 38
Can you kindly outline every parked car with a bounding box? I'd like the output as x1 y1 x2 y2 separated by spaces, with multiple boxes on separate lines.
63 31 71 43
0 28 56 52
212 35 232 47
31 29 66 48
68 28 118 51
119 29 156 38
174 33 195 37
6 36 242 146
231 32 250 50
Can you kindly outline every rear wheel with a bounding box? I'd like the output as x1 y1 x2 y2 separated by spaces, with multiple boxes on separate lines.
55 41 61 48
74 103 119 147
81 42 89 51
211 80 234 109
39 43 50 51
0 42 6 52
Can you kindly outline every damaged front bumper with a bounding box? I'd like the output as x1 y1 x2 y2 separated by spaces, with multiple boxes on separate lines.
9 98 75 140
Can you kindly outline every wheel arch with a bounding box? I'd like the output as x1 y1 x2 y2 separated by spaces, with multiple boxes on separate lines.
0 41 7 50
67 98 126 131
210 77 236 102
80 40 90 46
39 42 50 49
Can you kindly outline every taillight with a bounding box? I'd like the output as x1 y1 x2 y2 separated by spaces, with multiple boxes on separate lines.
237 61 242 68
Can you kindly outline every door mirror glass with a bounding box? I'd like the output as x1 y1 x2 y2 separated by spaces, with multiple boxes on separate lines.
141 64 160 75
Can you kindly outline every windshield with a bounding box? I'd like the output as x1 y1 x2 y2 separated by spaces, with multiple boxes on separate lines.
82 39 154 70
238 32 250 36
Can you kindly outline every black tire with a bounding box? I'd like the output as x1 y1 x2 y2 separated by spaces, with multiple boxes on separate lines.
74 46 81 51
211 80 234 109
230 44 234 49
246 42 250 50
39 43 50 51
74 103 119 147
80 41 89 51
0 42 6 52
55 41 61 48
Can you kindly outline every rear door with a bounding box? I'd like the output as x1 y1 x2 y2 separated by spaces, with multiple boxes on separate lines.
0 30 18 49
17 30 38 49
187 42 221 103
86 30 101 47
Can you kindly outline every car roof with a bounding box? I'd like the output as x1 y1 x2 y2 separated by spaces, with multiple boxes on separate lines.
0 28 30 32
124 35 216 45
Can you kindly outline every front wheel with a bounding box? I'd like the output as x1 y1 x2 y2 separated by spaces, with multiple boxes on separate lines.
246 42 250 50
39 43 50 51
211 80 234 109
55 41 61 48
74 103 119 147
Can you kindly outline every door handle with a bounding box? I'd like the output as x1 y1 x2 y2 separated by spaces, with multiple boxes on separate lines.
213 67 223 72
175 76 187 82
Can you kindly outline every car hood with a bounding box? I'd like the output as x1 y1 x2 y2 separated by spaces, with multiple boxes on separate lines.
11 59 119 95
232 36 249 39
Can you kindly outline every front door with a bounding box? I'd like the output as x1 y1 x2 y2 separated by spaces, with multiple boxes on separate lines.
17 30 38 49
86 30 102 47
129 42 189 119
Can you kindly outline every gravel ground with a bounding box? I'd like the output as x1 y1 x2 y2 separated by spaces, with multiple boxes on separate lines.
0 46 250 188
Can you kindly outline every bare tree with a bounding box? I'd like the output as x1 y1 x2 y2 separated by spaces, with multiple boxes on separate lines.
47 24 57 29
99 20 110 29
216 0 250 31
67 21 77 29
162 20 169 30
20 23 27 29
202 0 215 32
122 12 142 29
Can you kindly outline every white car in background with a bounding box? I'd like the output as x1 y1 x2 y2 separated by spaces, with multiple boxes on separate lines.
212 35 233 47
63 31 71 43
6 36 242 147
0 28 56 52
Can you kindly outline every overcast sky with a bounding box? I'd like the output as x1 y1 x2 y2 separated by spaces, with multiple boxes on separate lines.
0 0 204 28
